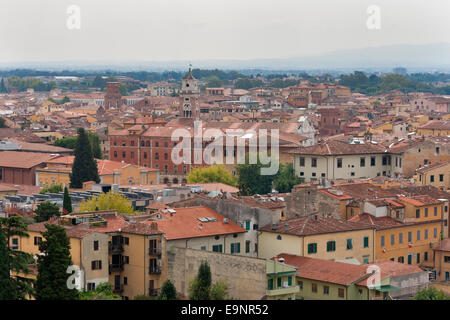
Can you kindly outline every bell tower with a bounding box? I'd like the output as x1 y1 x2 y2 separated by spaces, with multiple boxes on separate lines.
179 65 199 119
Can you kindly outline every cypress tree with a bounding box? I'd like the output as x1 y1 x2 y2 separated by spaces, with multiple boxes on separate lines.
35 224 79 300
63 187 72 214
70 128 100 188
189 260 212 300
0 228 16 300
0 78 7 93
158 279 177 300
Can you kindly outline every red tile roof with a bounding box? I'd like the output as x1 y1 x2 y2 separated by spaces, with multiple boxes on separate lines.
0 151 59 169
143 206 246 240
274 254 387 287
260 215 374 236
369 260 425 277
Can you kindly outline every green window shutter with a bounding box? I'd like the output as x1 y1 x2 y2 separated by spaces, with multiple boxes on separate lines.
230 243 234 254
288 276 292 286
364 237 369 248
268 279 273 290
219 244 223 253
237 243 241 253
277 277 281 288
245 221 250 230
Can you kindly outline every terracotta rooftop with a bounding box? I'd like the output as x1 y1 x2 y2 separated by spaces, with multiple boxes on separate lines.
274 254 387 287
433 238 450 252
143 206 246 240
369 260 425 277
397 195 443 207
416 161 450 174
0 151 59 169
418 120 450 130
260 215 374 236
289 139 386 156
121 222 163 236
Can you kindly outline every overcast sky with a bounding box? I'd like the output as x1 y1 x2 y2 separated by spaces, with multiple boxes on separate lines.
0 0 449 63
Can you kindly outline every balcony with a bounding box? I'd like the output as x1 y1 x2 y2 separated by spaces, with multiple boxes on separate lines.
113 285 124 294
266 285 300 297
109 262 124 273
149 266 162 274
109 243 124 254
149 247 162 256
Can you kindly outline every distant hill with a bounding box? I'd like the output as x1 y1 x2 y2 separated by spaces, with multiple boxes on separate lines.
1 43 449 73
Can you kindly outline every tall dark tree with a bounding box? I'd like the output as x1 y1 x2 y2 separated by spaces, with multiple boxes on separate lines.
70 128 100 188
158 279 177 300
0 217 35 299
0 78 8 93
34 201 60 223
0 228 15 300
189 260 212 300
273 163 302 193
63 187 72 214
35 224 79 300
236 153 276 196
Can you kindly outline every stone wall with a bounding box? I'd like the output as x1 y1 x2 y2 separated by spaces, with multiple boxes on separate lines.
166 247 266 300
285 186 341 219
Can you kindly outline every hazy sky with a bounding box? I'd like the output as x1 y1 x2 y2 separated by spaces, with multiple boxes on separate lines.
0 0 449 63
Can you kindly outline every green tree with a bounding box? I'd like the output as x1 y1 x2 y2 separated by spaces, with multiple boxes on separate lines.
91 76 106 89
0 78 8 93
189 260 212 300
79 282 121 300
40 184 63 194
206 76 223 88
119 83 128 96
158 279 177 300
0 216 35 299
210 280 229 300
78 191 135 214
0 228 16 299
186 165 237 186
414 287 450 300
63 187 72 214
236 153 276 196
35 224 79 300
54 132 102 159
34 202 60 223
70 128 100 188
273 163 301 193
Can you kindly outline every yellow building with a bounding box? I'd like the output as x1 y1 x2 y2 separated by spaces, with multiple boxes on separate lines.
350 195 444 267
36 155 160 187
433 238 450 281
417 120 450 137
414 161 450 190
265 259 299 300
258 215 376 264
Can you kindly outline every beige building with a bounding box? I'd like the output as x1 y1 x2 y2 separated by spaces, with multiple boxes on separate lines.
414 161 450 190
258 214 375 264
291 139 403 182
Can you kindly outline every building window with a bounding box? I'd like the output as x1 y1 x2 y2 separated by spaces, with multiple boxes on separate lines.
371 157 376 166
360 157 365 167
424 252 428 261
326 241 336 252
131 152 134 159
93 240 99 251
381 236 385 247
122 151 126 158
425 229 428 240
444 256 450 263
155 141 159 147
164 153 168 160
346 239 353 250
440 174 444 182
430 175 434 182
230 243 240 254
338 288 345 298
34 237 42 246
425 208 428 217
155 153 159 160
417 230 420 241
408 232 412 242
298 280 303 290
434 228 438 238
417 253 421 264
245 241 251 253
434 207 438 216
212 244 223 253
144 152 147 159
337 158 342 168
399 233 403 244
398 256 404 263
114 151 117 158
87 283 96 291
323 286 330 295
312 283 318 293
307 243 317 254
391 234 395 245
91 260 102 270
267 279 274 290
364 237 369 248
245 221 251 230
299 157 305 167
416 209 420 218
311 158 317 168
200 246 206 251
